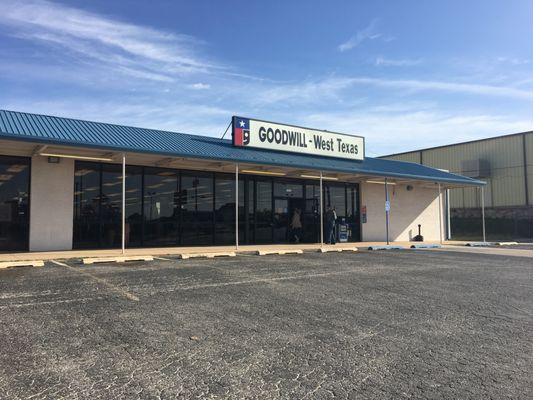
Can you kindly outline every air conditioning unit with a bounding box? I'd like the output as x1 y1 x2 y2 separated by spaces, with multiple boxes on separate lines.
461 159 491 178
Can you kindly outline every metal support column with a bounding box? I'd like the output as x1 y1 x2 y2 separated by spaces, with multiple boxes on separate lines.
438 183 443 244
319 171 324 247
385 178 390 245
121 153 126 255
481 186 486 243
235 163 239 250
446 189 452 240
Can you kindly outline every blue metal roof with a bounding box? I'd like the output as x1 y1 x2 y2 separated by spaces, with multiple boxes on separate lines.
0 109 484 186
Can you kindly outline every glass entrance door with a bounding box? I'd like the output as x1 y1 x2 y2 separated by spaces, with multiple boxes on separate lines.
0 156 30 252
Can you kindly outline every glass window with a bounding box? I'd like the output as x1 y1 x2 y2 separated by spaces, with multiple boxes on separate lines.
73 162 101 249
143 168 179 246
244 177 254 244
0 156 30 251
214 174 235 245
346 185 360 242
274 180 303 198
181 172 214 245
255 179 272 243
100 164 123 248
303 184 320 243
74 162 142 249
125 166 143 247
324 184 346 218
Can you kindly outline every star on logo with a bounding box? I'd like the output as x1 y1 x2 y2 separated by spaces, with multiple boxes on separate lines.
239 120 245 127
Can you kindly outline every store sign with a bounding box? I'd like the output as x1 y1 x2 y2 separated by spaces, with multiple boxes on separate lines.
232 116 364 161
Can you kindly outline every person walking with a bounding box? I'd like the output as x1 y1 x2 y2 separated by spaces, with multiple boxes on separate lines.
290 208 302 243
325 206 337 244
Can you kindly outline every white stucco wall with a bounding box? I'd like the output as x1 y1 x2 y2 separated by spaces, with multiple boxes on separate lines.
360 182 444 242
29 156 74 251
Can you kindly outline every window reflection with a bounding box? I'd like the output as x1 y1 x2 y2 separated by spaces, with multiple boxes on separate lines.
72 161 360 248
255 179 273 243
0 156 30 251
214 174 235 245
143 168 178 246
73 162 101 249
181 172 214 245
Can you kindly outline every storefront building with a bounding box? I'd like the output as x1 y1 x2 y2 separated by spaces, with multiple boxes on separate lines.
0 110 484 252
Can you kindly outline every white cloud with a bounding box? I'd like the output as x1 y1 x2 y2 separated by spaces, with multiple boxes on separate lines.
2 98 232 137
375 57 422 67
0 0 221 82
255 77 356 104
496 57 530 65
255 76 533 105
189 83 211 90
338 19 383 52
304 110 533 156
347 77 533 100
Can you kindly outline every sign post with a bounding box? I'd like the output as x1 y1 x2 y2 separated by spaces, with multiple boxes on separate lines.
320 171 324 248
235 163 239 250
121 153 126 255
481 186 486 243
438 183 443 244
232 116 364 161
385 178 390 245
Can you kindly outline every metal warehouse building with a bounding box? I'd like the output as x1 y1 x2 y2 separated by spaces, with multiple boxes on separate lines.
381 131 533 240
0 110 483 254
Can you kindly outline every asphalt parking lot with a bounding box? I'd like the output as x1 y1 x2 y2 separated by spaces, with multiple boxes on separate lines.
0 250 532 399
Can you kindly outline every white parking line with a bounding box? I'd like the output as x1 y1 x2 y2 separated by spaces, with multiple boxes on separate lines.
51 260 139 301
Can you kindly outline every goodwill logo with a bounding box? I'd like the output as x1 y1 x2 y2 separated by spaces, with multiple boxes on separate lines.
232 116 364 161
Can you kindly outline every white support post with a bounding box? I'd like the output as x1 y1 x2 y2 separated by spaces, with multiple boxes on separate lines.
481 186 486 243
235 163 239 250
385 178 390 245
121 153 126 255
438 183 443 244
446 189 452 240
319 171 324 247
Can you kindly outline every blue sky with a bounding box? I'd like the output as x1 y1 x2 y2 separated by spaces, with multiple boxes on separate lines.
1 0 532 156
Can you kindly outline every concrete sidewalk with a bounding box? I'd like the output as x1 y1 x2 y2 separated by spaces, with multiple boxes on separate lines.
2 241 532 263
0 242 441 262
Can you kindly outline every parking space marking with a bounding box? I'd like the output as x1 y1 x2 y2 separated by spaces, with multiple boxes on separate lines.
51 260 139 302
161 269 357 292
0 296 107 309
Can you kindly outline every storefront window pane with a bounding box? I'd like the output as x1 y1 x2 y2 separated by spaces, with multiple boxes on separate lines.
245 178 254 244
100 164 124 248
324 184 346 218
181 172 214 245
346 185 360 242
274 181 303 198
73 162 101 249
214 174 235 245
125 166 143 247
0 156 30 251
143 168 178 246
255 179 272 243
303 184 320 243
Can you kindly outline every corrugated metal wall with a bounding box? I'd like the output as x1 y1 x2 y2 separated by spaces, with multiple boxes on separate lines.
385 152 421 164
526 132 533 205
382 132 533 209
